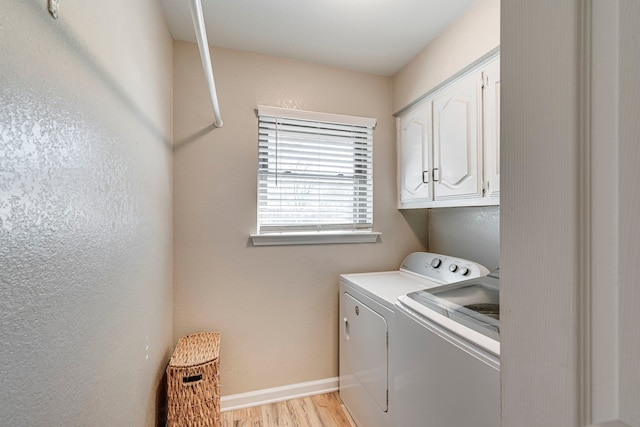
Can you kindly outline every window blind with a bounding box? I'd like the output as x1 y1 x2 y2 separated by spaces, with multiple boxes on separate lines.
257 106 376 234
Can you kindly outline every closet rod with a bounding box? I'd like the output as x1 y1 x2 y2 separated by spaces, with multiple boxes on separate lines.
188 0 223 127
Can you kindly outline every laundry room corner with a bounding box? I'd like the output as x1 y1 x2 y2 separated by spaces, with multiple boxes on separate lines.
171 42 429 398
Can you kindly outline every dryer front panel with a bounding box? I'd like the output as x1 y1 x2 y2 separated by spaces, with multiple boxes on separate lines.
342 292 388 412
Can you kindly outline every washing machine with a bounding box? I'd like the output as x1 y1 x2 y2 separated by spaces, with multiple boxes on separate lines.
339 252 489 427
394 268 501 427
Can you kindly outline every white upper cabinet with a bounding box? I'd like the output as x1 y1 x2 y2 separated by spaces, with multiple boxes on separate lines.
397 102 432 206
397 53 500 209
432 70 482 201
483 57 500 199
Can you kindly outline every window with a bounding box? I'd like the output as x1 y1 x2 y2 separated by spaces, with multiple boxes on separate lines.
251 106 380 246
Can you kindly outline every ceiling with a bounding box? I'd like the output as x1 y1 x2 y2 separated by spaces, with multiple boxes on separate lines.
159 0 477 76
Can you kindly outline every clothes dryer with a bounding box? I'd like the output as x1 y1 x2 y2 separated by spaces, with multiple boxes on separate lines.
339 252 488 427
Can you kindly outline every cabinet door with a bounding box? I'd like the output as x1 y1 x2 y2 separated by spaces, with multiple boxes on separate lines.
432 72 483 200
397 103 432 206
483 59 500 198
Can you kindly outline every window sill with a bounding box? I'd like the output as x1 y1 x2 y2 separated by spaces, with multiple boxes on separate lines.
250 231 381 246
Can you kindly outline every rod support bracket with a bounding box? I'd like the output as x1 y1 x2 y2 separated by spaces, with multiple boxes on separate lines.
48 0 59 19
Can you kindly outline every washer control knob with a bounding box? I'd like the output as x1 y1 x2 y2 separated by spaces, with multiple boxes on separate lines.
449 264 458 272
459 266 470 276
430 258 442 268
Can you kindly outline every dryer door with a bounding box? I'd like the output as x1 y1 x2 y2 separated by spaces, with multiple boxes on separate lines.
342 292 388 411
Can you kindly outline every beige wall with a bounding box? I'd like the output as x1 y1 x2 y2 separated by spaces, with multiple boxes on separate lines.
392 0 500 113
173 42 428 395
392 0 501 271
0 1 173 426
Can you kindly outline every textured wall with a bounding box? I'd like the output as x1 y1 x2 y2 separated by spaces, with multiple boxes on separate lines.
0 1 173 426
427 207 500 270
173 42 428 396
619 1 640 423
500 0 580 425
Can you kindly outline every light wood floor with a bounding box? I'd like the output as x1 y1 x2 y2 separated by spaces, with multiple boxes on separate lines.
220 392 356 427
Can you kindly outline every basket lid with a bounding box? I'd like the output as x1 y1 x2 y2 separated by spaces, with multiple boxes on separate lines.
169 332 220 367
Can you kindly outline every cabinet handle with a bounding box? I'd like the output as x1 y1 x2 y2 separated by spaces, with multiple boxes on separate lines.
422 170 429 184
433 168 439 182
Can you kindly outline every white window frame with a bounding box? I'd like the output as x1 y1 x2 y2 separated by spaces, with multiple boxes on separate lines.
250 106 381 246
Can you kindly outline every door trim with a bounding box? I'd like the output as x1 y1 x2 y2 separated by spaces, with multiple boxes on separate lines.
578 1 627 426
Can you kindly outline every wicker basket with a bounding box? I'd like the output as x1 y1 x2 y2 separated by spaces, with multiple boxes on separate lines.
167 332 221 427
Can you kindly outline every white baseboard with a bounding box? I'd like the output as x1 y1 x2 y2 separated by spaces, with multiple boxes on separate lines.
220 377 339 412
